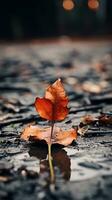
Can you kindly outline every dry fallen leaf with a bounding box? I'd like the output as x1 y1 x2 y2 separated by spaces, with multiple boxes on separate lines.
0 176 9 182
78 115 97 136
93 62 107 73
98 113 112 125
82 81 102 93
78 113 112 136
35 79 69 121
21 79 77 146
81 115 98 125
78 124 89 136
21 125 77 146
81 114 112 126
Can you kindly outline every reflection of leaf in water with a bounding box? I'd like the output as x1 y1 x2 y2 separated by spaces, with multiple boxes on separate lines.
53 149 71 181
29 144 71 181
29 143 48 160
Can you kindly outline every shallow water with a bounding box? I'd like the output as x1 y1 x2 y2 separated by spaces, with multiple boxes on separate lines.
9 134 112 183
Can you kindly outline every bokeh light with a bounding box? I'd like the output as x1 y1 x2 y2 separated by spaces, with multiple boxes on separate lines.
62 0 75 11
88 0 99 10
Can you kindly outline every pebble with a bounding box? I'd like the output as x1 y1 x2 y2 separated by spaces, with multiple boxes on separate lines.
0 161 13 171
78 161 103 170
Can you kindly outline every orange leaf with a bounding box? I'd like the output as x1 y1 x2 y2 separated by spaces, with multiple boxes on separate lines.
35 98 53 120
21 125 77 146
45 78 68 106
98 114 112 125
81 115 97 125
34 79 69 121
81 114 112 126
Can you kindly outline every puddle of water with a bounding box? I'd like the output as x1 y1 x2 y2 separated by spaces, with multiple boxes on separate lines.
10 144 112 183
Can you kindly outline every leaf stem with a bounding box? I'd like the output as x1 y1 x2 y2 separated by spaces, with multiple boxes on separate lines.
48 120 55 183
48 143 55 183
50 121 54 141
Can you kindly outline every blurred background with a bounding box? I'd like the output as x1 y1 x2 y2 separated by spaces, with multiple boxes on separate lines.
0 0 112 40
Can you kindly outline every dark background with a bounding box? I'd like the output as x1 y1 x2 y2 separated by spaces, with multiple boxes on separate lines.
0 0 112 40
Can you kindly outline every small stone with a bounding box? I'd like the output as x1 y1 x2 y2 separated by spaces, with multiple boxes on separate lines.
37 191 46 199
0 161 13 171
78 161 103 170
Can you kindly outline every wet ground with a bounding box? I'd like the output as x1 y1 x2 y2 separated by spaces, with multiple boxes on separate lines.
0 39 112 200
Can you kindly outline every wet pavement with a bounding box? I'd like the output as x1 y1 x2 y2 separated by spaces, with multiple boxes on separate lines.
0 39 112 200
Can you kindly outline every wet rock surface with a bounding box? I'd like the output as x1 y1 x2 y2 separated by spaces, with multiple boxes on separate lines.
0 40 112 199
